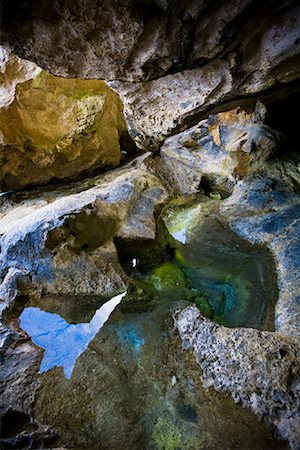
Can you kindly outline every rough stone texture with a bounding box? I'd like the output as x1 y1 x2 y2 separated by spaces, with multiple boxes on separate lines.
109 59 233 150
1 0 298 84
1 1 299 149
175 306 300 450
221 177 300 341
157 102 279 195
0 155 169 307
0 46 42 108
0 47 135 191
0 341 42 415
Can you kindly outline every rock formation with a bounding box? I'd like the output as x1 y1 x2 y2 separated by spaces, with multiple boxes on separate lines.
1 0 299 149
0 47 136 190
0 1 300 449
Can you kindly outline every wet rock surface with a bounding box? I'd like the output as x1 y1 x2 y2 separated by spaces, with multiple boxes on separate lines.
0 144 299 449
19 294 288 450
0 155 168 307
0 5 300 445
161 198 278 330
221 177 300 340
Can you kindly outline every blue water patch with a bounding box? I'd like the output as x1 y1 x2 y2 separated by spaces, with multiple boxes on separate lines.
206 281 237 313
116 324 145 352
19 292 127 379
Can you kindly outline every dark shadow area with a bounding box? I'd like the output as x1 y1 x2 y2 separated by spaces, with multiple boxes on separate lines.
265 92 300 156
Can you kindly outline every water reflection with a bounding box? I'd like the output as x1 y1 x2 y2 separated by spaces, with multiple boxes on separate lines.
19 291 127 378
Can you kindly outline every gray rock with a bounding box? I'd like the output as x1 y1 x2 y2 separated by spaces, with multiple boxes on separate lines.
157 103 279 195
221 178 300 340
0 155 169 302
0 341 42 415
175 305 300 450
1 1 299 149
109 59 233 150
2 0 299 84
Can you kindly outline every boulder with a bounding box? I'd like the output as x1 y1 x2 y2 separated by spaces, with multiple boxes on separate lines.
0 47 134 190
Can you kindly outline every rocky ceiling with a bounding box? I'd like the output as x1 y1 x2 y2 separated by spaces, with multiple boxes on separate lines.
2 0 299 150
1 0 299 83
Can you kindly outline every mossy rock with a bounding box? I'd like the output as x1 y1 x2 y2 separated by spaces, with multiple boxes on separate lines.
152 417 182 450
150 262 188 291
209 191 222 201
174 249 186 266
193 293 213 319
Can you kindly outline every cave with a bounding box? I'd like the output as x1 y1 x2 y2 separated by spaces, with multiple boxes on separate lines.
0 2 300 450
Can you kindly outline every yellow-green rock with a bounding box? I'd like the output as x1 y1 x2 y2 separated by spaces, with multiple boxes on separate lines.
149 262 188 291
0 55 131 190
152 417 182 450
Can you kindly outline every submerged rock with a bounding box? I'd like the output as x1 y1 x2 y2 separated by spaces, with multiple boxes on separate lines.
0 47 135 190
176 306 300 450
21 293 286 450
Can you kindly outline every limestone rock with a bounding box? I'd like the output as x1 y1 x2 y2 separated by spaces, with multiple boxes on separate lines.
0 52 134 190
0 341 42 415
1 0 299 84
157 104 279 195
1 1 299 148
175 305 300 450
221 178 300 341
0 155 169 305
109 60 233 150
0 46 42 108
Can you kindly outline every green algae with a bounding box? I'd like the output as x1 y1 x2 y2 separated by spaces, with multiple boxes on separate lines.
192 293 213 319
152 417 182 450
150 262 188 291
209 191 222 200
127 195 278 330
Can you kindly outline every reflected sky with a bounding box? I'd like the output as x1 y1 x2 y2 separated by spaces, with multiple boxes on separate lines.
20 291 127 378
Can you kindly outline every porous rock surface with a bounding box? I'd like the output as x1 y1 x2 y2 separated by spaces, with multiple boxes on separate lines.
175 306 300 450
1 1 300 447
0 47 134 191
175 173 300 449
